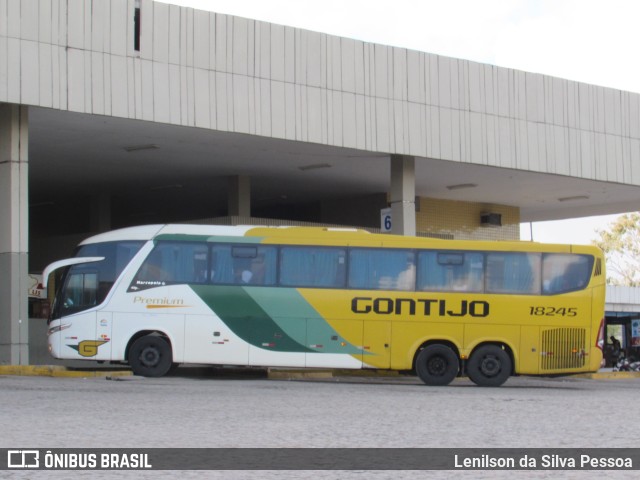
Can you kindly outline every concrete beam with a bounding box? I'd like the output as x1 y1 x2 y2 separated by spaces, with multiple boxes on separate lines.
0 103 29 365
90 193 112 233
228 175 251 218
389 154 416 236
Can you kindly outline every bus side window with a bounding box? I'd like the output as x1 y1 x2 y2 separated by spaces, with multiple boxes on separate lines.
136 249 170 282
280 247 346 288
240 246 276 286
211 245 276 286
132 242 209 288
349 249 415 291
417 251 484 292
543 254 592 294
486 252 541 295
211 245 234 283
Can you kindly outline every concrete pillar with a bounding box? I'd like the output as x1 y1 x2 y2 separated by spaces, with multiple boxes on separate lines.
228 175 251 218
0 103 29 365
90 193 111 232
390 154 416 236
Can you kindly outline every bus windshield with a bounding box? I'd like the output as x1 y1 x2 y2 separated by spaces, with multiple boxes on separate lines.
51 241 144 320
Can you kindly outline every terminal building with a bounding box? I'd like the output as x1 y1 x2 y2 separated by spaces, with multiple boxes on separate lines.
2 0 640 365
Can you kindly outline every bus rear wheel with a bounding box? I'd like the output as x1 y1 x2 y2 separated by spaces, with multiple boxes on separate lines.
467 345 511 387
415 344 459 386
129 335 173 377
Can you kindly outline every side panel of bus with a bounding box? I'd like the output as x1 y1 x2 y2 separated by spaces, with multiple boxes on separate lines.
95 312 113 360
111 312 185 362
519 326 541 374
187 285 364 368
363 320 391 369
184 314 250 366
108 283 199 363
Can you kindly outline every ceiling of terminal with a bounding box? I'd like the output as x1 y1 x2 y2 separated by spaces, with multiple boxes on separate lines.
29 107 640 227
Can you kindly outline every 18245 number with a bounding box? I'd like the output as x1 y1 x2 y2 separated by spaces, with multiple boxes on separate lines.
529 306 577 317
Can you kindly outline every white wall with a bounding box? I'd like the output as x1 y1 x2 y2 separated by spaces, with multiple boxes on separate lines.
606 285 640 312
2 0 640 184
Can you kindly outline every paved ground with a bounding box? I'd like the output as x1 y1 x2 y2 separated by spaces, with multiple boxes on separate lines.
1 371 639 479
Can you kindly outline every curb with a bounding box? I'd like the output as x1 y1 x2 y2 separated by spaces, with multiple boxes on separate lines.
332 369 401 377
579 371 640 380
0 365 132 378
3 365 639 381
267 369 334 380
267 369 404 380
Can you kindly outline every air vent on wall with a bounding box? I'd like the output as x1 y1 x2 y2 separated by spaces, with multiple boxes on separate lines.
480 212 502 227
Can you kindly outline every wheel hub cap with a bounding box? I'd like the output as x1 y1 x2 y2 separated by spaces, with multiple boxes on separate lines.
480 356 500 376
140 346 160 367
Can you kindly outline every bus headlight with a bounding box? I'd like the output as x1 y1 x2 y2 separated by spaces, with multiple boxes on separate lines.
48 323 71 336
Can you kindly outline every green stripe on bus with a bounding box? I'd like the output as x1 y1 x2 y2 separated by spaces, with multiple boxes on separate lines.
190 285 313 353
246 287 364 355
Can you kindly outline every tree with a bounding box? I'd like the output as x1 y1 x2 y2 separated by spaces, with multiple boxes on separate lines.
592 212 640 286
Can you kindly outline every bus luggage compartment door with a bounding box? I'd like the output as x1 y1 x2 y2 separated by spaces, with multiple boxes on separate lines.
184 314 248 366
248 315 305 367
363 320 391 369
305 318 363 368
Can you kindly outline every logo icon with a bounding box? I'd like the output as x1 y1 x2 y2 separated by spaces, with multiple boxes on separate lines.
68 340 109 357
7 450 39 468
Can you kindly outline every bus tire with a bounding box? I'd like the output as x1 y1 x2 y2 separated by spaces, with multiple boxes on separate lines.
467 345 511 387
415 344 459 386
129 335 173 377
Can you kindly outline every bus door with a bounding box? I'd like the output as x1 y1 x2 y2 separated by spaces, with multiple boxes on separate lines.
55 267 101 360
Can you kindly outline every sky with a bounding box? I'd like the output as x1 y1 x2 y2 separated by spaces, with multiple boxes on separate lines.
158 0 639 245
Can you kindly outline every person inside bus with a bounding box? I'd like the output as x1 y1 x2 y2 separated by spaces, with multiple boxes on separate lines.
396 261 416 290
248 256 266 285
233 259 253 284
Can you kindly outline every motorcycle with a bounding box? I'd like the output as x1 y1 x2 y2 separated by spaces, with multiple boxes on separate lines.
613 353 640 372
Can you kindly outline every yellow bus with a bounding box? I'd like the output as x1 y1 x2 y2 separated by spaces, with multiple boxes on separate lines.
43 224 606 386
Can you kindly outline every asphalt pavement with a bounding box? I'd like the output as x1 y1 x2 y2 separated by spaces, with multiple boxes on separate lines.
1 369 640 479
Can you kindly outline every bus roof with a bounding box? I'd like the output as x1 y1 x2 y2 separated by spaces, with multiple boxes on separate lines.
79 224 370 245
78 224 601 256
79 224 255 244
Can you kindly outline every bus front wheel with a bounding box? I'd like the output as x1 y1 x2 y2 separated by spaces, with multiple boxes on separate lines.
129 335 173 377
466 345 511 387
415 344 459 386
